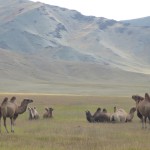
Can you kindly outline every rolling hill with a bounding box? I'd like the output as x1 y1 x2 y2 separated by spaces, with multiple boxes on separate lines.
0 0 150 95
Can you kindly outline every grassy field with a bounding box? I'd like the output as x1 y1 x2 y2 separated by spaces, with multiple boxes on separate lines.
0 93 150 150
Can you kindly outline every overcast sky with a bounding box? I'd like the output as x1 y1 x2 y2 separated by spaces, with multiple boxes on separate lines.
31 0 150 21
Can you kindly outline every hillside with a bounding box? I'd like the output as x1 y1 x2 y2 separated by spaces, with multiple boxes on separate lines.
122 16 150 27
0 0 150 95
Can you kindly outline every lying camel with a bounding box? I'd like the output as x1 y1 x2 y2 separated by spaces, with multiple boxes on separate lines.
28 107 34 120
85 108 110 123
110 106 136 123
132 93 150 128
94 108 110 122
0 97 33 133
43 107 54 119
32 107 40 119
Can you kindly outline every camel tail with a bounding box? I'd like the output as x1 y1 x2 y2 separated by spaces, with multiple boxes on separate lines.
1 97 8 105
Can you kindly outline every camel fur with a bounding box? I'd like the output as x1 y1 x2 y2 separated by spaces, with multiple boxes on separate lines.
0 98 33 133
110 106 136 123
43 107 54 119
132 93 150 128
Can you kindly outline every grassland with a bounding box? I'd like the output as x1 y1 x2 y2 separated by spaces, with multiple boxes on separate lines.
0 93 150 150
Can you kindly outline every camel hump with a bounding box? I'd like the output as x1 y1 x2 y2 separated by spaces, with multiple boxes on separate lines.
1 97 8 105
10 96 16 103
145 93 150 102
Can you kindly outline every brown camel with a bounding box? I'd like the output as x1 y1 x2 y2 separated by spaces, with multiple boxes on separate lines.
1 98 33 133
110 106 136 123
43 107 54 118
132 95 144 121
132 93 150 128
94 108 110 122
85 108 110 123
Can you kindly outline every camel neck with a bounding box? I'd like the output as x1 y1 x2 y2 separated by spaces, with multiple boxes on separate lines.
17 104 28 114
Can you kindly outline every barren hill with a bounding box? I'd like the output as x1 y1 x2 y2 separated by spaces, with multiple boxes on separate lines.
0 0 150 95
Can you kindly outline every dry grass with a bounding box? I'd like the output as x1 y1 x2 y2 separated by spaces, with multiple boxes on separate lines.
0 93 149 150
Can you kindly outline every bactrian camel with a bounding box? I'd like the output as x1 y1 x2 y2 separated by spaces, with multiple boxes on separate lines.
0 97 33 133
132 93 150 128
43 107 54 119
85 108 110 123
132 95 144 121
110 106 136 123
28 107 34 120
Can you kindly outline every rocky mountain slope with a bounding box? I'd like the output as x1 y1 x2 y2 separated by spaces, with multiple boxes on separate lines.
0 0 150 95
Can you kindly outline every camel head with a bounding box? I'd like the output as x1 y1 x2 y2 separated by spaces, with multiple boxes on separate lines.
132 95 144 102
114 106 117 113
132 95 144 106
49 108 54 112
20 99 33 106
85 110 94 122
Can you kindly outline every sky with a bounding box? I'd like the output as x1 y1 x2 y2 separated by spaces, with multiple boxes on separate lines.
31 0 150 21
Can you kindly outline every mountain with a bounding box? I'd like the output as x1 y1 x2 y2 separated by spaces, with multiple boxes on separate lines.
0 0 150 95
122 16 150 27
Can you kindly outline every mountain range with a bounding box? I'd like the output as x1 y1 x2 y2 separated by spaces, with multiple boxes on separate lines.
0 0 150 96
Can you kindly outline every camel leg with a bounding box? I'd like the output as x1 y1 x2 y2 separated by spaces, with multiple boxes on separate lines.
141 116 144 129
10 118 14 133
144 117 147 129
0 117 1 133
3 117 9 133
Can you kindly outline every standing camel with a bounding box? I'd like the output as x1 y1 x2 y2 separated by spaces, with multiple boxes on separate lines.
1 98 33 133
132 95 144 121
132 93 150 128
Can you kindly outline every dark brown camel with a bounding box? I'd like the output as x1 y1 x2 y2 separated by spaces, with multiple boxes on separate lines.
1 98 33 133
132 93 150 128
132 95 144 121
43 107 54 119
85 108 110 123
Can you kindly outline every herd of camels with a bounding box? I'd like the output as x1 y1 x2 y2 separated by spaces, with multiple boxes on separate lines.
0 93 150 133
86 93 150 128
0 96 54 133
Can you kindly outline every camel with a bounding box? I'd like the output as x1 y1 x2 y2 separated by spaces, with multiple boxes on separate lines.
32 107 40 119
110 106 136 123
28 107 34 120
85 108 110 123
43 107 54 119
0 98 33 133
132 95 144 121
94 108 110 122
132 93 150 128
